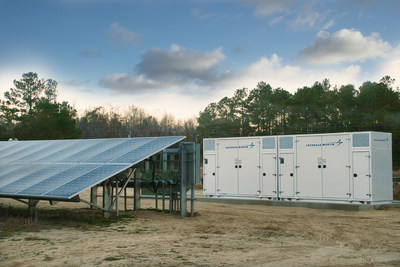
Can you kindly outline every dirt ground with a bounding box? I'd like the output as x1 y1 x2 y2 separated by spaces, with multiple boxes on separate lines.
1 189 400 266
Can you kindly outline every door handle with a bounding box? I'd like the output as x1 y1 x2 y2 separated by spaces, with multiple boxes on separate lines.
235 165 238 168
263 172 266 176
239 165 242 168
353 173 357 177
212 172 215 176
290 173 293 177
318 165 321 168
323 165 327 168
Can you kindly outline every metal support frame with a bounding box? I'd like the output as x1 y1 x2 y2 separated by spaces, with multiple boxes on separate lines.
109 169 135 215
80 168 136 218
90 186 98 209
12 198 30 205
103 181 112 218
134 168 141 210
28 199 40 217
180 144 188 217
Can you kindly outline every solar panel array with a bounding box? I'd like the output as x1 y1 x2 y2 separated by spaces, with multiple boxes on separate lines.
0 136 185 200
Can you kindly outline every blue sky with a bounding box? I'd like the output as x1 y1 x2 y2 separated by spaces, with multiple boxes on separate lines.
1 0 399 119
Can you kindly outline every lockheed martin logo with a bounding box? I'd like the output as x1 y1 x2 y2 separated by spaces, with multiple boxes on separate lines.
306 139 343 148
225 142 255 149
374 137 389 142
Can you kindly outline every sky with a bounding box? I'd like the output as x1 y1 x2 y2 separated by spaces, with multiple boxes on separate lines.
0 0 399 120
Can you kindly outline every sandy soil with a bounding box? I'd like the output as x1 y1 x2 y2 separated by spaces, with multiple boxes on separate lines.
1 189 400 266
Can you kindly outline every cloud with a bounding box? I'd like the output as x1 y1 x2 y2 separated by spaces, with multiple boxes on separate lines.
61 80 90 88
321 19 335 30
289 10 321 30
191 8 215 20
99 45 226 94
298 29 391 64
244 0 297 16
80 50 102 58
269 15 284 25
107 22 142 48
203 54 365 104
72 52 369 120
378 44 400 89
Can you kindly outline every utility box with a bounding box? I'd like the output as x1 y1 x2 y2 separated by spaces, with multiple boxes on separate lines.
203 132 393 204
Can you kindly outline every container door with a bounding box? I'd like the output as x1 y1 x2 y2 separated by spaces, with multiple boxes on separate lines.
217 139 238 195
296 136 322 198
279 152 295 198
203 154 216 195
261 153 277 197
352 151 371 200
237 139 260 195
321 135 350 198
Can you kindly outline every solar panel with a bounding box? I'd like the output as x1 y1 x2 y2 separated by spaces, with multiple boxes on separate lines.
0 136 185 200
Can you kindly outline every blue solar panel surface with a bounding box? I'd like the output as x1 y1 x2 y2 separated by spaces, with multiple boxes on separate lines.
0 136 185 200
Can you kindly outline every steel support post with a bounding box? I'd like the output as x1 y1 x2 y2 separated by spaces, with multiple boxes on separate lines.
28 199 39 218
103 182 112 218
134 169 141 210
90 186 98 209
155 181 158 210
162 182 165 211
124 187 127 211
180 144 187 217
169 183 173 213
116 181 119 216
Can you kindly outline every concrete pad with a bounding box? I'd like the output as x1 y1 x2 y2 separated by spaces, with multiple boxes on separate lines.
197 197 400 211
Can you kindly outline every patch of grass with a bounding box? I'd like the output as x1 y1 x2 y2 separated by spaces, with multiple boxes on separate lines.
117 214 131 219
24 236 50 242
0 204 133 238
104 256 121 261
43 255 53 261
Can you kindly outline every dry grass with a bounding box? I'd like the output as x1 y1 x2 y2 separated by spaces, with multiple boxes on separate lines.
1 197 400 266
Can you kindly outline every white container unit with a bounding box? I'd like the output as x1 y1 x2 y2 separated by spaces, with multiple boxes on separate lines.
203 132 393 203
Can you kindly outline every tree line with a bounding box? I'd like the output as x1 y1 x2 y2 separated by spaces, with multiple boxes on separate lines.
0 72 197 142
1 72 399 166
197 77 400 167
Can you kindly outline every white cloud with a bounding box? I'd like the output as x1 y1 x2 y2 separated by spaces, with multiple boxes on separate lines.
377 44 400 89
298 29 391 64
99 73 163 94
62 54 369 120
99 45 226 94
269 15 284 25
244 0 297 16
288 8 321 30
107 22 142 48
214 54 363 98
191 8 215 20
321 19 335 30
